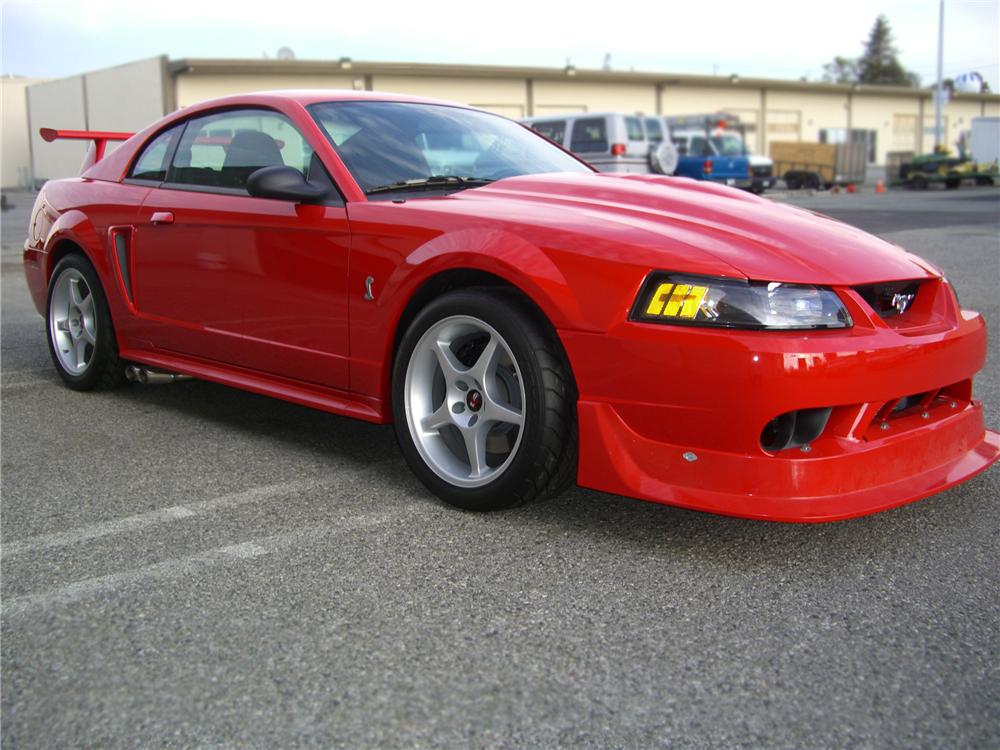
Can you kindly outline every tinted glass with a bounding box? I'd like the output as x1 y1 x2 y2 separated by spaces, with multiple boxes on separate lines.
711 134 747 156
530 120 567 144
625 117 645 141
129 125 181 182
166 109 313 191
690 136 709 155
644 117 663 143
309 102 589 194
569 118 608 153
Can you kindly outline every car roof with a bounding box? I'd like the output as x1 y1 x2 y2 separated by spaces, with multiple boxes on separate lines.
182 89 472 111
523 112 648 121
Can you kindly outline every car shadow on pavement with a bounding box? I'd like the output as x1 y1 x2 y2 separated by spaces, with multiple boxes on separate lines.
109 374 993 568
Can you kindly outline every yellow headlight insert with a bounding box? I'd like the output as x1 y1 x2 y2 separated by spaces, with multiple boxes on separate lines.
643 282 708 319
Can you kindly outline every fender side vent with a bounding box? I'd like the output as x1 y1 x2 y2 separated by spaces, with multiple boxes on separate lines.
112 229 134 304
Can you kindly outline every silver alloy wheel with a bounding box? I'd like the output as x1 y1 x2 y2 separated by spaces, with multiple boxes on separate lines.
49 267 97 375
404 315 526 488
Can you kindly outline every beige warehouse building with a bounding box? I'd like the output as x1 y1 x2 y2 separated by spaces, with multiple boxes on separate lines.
5 55 1000 187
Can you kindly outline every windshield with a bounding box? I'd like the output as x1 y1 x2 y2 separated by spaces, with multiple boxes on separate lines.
309 101 591 195
711 133 748 156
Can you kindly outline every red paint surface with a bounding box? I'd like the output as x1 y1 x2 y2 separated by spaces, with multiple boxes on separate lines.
23 90 999 521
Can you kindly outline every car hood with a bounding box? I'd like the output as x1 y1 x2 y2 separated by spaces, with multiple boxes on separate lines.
461 173 936 285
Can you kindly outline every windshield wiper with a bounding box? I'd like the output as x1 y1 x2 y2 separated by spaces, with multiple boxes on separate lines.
366 175 495 195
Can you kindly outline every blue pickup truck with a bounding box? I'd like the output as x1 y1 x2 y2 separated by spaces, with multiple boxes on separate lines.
666 113 775 194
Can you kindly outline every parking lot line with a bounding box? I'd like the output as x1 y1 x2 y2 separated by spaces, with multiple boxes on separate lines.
1 378 57 391
1 479 317 559
1 510 404 618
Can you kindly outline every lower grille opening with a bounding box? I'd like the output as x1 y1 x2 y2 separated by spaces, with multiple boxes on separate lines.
760 407 833 452
864 379 973 440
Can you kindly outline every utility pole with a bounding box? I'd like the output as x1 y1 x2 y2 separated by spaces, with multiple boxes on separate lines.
934 0 944 150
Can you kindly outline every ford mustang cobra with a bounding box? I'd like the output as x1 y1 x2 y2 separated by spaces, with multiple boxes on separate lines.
23 91 999 521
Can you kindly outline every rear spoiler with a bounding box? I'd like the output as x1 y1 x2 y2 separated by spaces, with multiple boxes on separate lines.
39 128 134 173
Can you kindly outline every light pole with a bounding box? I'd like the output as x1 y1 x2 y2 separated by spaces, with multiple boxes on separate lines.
934 0 944 150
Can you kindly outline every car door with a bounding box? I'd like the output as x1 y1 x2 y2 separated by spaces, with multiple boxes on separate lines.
131 107 350 391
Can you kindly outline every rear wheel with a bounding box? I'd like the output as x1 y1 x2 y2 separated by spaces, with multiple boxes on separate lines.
46 254 126 391
392 288 576 511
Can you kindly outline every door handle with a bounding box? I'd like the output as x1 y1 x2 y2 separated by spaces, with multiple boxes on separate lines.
150 211 174 225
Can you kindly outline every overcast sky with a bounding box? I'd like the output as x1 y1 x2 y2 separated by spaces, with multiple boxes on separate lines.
2 0 998 90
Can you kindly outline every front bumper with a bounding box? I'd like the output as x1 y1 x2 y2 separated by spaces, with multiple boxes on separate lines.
561 291 998 521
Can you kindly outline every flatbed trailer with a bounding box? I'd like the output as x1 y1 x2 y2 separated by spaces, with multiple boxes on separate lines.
769 141 867 189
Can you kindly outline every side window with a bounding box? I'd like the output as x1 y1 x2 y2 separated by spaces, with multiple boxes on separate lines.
570 118 608 153
690 136 709 156
625 117 645 141
128 125 182 182
166 109 314 191
644 117 663 143
531 120 566 144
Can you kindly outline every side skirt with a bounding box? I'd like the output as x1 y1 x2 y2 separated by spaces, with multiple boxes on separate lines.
119 347 386 424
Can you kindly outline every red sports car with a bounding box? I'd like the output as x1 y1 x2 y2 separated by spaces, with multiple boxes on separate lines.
24 90 999 521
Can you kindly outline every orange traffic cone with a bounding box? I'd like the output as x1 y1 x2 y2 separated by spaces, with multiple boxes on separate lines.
875 178 886 194
831 185 841 194
846 183 857 194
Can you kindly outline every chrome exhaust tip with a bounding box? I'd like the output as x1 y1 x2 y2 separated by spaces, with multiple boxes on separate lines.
124 365 192 384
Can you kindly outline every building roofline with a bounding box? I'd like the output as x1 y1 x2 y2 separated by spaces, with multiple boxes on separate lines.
167 57 1000 102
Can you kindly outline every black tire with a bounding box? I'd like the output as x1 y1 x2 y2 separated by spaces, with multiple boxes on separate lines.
909 174 929 190
784 175 802 190
46 253 127 391
945 174 961 189
392 287 577 511
803 173 822 190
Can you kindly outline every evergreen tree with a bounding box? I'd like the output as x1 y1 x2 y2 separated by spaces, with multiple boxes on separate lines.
857 15 913 85
822 56 859 84
822 15 920 87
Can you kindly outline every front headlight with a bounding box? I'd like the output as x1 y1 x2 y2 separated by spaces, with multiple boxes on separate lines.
630 273 852 330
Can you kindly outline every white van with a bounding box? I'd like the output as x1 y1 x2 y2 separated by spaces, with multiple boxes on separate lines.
522 113 676 174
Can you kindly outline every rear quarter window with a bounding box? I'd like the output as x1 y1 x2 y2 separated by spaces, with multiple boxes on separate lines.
570 118 608 153
128 125 182 182
530 120 567 144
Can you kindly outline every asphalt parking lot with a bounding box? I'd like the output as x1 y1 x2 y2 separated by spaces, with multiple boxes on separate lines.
2 185 998 749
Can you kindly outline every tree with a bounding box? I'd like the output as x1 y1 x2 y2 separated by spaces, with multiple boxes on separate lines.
822 15 920 87
822 56 859 84
857 15 916 85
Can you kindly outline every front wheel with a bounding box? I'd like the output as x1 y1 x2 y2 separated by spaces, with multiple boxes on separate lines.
46 254 126 391
392 288 576 511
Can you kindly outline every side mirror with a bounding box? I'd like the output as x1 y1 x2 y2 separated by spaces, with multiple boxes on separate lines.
247 166 328 203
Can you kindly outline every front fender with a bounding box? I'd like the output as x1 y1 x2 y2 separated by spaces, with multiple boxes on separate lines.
389 227 584 330
44 209 108 278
